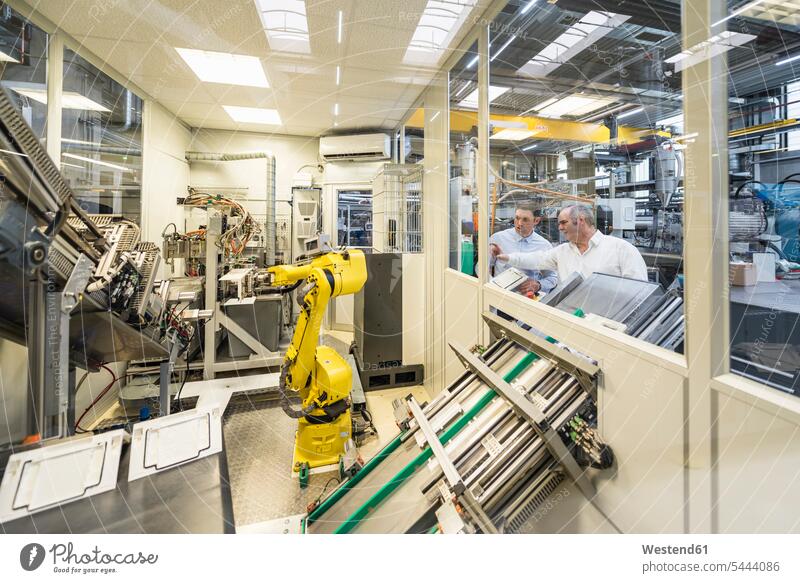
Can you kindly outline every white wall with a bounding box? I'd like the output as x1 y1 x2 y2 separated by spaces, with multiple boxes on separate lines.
0 339 28 444
187 128 320 214
142 100 192 278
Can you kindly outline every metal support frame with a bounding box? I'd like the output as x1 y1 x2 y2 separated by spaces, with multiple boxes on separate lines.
406 397 498 534
27 253 94 440
482 311 599 399
159 338 182 417
26 277 46 438
202 212 283 380
215 308 271 357
203 212 221 380
448 341 596 502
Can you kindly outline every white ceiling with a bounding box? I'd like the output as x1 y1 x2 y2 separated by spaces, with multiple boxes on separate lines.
25 0 489 136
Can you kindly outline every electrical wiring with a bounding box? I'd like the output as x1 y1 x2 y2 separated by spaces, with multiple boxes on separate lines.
75 364 119 433
180 187 261 257
306 477 341 513
171 326 197 413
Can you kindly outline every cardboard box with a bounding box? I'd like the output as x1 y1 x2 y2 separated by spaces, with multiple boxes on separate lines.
730 262 756 286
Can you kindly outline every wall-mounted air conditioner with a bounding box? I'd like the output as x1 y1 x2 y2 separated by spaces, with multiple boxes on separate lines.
319 133 391 162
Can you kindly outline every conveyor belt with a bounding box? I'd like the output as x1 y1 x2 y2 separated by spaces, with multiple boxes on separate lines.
306 335 597 534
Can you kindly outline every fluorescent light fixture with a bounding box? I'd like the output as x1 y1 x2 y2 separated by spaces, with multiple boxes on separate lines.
491 129 534 141
532 97 558 112
466 54 479 68
665 51 693 64
175 48 268 88
257 0 311 54
62 153 132 173
334 103 339 116
430 111 440 121
338 10 343 43
665 31 755 72
60 162 85 170
0 49 19 63
521 0 538 15
404 1 473 65
491 120 527 129
458 85 509 109
9 86 110 112
617 107 643 119
712 0 767 27
223 105 282 125
336 65 341 85
491 35 516 62
519 11 630 77
777 54 800 66
521 143 538 151
537 95 612 118
454 82 472 98
62 138 102 146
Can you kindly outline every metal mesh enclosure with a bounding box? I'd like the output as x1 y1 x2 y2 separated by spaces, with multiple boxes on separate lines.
372 164 423 253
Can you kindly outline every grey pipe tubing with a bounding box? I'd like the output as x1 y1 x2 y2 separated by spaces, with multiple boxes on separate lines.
480 392 584 510
419 367 575 496
465 382 580 495
451 380 582 501
419 362 564 494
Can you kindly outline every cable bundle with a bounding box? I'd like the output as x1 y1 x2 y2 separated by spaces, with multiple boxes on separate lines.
182 187 261 256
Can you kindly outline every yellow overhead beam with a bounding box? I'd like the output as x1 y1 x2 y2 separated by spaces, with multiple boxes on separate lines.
405 107 668 145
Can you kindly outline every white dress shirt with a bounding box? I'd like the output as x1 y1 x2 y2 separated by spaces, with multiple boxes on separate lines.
504 230 648 282
489 228 558 293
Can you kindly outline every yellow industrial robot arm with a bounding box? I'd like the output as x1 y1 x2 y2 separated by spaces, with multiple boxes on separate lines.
267 247 367 420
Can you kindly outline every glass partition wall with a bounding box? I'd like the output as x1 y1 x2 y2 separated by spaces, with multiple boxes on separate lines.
722 1 800 397
449 41 480 276
0 4 48 139
484 0 685 350
61 49 144 224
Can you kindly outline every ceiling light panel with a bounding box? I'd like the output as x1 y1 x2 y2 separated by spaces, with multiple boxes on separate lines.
537 95 613 118
62 153 132 172
519 11 631 77
665 31 755 72
175 48 269 88
404 1 473 65
223 105 282 125
458 85 509 109
9 86 110 111
256 0 311 54
490 129 535 140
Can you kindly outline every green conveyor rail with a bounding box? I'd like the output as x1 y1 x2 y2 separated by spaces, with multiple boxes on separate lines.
333 350 539 534
307 434 404 525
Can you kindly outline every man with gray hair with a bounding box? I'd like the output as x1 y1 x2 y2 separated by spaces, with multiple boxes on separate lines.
489 199 558 297
492 204 647 282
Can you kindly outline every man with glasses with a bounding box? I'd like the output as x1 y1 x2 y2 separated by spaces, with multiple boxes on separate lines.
492 204 647 283
489 200 558 297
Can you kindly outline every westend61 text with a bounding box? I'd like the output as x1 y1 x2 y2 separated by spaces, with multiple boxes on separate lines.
642 544 708 555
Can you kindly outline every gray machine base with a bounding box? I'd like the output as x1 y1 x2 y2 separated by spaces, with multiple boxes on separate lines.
354 356 424 391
